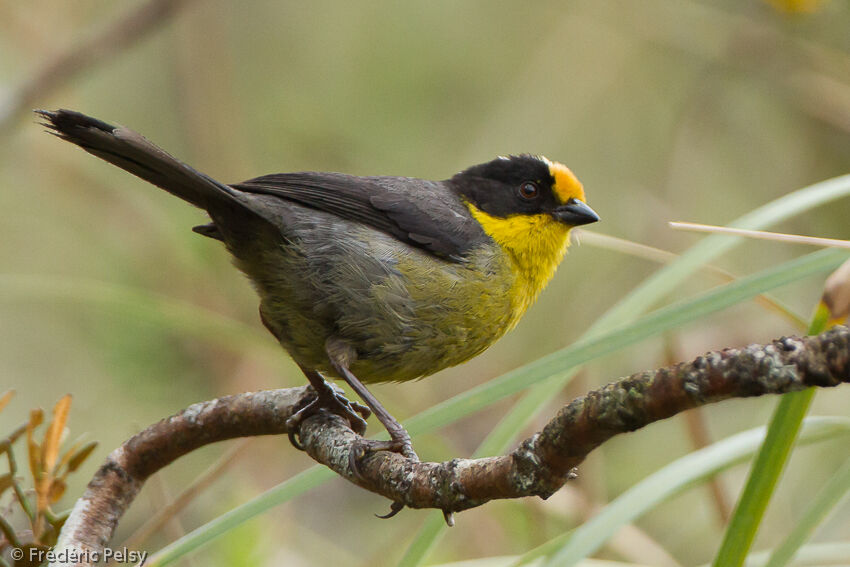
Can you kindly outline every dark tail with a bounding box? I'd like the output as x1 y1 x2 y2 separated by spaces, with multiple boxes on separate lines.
36 109 243 213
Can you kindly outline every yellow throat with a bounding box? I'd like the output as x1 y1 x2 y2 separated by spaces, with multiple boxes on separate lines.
465 160 586 327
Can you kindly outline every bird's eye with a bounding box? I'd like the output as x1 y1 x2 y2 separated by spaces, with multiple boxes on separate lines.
518 182 539 200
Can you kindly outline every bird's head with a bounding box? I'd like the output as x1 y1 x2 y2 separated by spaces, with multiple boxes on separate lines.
449 154 598 230
449 154 599 312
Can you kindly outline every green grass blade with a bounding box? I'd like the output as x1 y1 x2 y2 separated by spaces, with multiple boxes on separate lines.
711 304 832 567
753 542 850 567
763 457 850 567
533 418 850 567
396 512 449 567
698 542 850 567
144 467 336 567
711 391 816 567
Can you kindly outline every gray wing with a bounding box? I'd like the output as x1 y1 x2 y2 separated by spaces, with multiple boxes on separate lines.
231 172 488 260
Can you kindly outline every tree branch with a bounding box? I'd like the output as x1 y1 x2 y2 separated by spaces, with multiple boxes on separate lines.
50 327 850 566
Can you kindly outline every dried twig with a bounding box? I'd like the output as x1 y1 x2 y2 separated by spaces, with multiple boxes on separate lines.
670 222 850 250
50 327 850 567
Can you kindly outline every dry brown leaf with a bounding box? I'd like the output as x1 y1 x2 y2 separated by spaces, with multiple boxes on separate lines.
669 222 850 249
0 389 14 414
27 408 47 514
42 395 72 473
823 259 850 325
65 441 98 474
29 408 43 429
56 439 84 473
26 410 42 481
48 478 66 504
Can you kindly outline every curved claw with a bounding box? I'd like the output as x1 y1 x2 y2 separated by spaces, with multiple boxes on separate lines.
287 427 305 451
375 501 405 519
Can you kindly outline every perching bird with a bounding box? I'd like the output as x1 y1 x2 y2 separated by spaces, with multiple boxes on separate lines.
38 109 599 476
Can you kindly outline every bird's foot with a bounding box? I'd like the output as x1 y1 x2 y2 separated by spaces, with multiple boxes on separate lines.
351 432 419 520
287 383 371 450
349 430 419 480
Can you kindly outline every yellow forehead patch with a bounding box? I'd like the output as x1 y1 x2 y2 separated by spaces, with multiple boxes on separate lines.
542 157 585 204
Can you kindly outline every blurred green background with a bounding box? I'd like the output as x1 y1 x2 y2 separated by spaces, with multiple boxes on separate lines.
2 0 850 565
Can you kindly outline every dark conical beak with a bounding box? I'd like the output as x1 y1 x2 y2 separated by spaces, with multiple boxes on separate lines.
553 198 600 226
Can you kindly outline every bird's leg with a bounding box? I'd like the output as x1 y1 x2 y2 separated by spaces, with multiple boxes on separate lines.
285 366 371 450
326 338 420 472
260 309 370 449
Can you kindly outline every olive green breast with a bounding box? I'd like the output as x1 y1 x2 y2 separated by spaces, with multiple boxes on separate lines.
243 206 518 383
